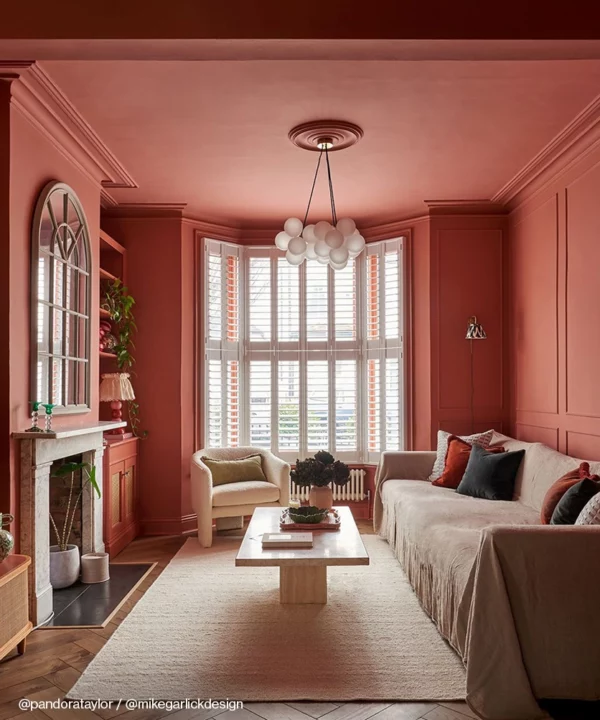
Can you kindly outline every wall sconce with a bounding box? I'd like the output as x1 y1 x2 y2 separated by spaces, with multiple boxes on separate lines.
465 316 487 432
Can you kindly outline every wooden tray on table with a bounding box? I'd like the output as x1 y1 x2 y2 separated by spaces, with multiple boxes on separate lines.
280 508 341 531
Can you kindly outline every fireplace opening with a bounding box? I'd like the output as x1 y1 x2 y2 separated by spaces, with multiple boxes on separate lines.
48 453 84 553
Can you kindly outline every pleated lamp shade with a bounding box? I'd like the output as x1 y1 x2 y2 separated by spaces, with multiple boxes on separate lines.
465 316 487 340
99 373 136 402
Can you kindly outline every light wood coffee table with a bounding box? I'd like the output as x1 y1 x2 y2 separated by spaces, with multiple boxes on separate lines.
235 506 369 604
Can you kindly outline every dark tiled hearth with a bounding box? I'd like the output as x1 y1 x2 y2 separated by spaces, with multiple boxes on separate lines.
47 563 154 627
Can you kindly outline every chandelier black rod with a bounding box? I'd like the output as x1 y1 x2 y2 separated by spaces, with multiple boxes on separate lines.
302 150 324 227
325 148 338 227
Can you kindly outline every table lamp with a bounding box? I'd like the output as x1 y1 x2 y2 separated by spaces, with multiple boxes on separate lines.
99 372 135 442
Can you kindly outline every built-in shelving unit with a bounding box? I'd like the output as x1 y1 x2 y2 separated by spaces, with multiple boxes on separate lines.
99 229 126 363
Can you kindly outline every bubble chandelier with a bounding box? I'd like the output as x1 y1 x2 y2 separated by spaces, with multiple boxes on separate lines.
275 120 365 270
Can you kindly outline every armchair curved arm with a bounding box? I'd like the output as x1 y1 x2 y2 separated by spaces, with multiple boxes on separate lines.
191 451 214 547
261 450 291 506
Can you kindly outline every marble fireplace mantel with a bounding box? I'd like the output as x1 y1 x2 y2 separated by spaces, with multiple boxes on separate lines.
14 420 125 626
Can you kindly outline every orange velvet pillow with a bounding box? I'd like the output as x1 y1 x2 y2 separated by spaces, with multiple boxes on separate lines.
432 435 505 489
540 462 600 524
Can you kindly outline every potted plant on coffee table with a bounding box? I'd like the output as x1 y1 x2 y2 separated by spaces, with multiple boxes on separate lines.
290 451 351 510
49 461 100 589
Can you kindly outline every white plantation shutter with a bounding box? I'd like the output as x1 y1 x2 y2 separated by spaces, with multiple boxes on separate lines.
249 257 271 341
249 360 271 447
307 360 329 449
306 262 328 341
207 359 222 447
278 260 299 341
334 259 356 341
204 240 241 448
278 360 300 450
335 359 357 450
385 251 400 339
203 237 403 458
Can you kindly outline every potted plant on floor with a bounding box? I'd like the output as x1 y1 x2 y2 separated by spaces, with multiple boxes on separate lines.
290 451 351 509
49 461 101 589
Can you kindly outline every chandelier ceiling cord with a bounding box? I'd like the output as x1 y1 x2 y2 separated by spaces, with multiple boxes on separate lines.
275 120 365 270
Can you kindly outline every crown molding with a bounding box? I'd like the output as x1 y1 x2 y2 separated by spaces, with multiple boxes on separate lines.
100 188 118 208
103 202 188 219
424 199 507 215
183 216 240 243
0 61 136 191
362 215 429 242
492 93 600 209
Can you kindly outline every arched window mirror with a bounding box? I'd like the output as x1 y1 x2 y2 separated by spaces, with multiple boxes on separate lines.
31 181 91 411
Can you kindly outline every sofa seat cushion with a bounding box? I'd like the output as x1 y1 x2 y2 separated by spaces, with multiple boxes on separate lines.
379 479 540 655
212 480 279 507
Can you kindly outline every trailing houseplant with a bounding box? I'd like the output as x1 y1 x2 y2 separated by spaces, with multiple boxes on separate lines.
102 279 147 438
49 461 100 588
290 450 350 509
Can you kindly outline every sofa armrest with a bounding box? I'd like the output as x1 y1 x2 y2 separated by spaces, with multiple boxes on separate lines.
190 451 214 511
377 450 436 483
261 450 291 506
465 524 600 720
373 451 436 533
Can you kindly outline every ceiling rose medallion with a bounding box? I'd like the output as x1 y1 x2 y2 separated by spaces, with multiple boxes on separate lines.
276 120 365 270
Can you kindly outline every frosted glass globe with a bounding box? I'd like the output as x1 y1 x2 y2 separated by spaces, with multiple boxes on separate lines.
286 249 305 265
303 224 317 243
275 231 292 251
346 233 365 254
336 217 356 237
314 220 332 241
330 246 349 265
330 259 348 271
315 239 330 257
317 256 330 265
305 243 318 260
284 217 303 237
325 229 344 249
288 236 307 256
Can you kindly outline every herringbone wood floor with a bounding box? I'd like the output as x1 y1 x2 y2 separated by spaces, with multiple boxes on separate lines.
0 523 593 720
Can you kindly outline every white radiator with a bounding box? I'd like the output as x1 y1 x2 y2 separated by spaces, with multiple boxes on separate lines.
290 468 367 502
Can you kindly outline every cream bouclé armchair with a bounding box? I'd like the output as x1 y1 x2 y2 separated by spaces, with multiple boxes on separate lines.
191 447 290 548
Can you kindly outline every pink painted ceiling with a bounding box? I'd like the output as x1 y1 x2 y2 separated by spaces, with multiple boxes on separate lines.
43 59 600 226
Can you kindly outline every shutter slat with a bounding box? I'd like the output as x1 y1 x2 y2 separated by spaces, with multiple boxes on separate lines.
367 254 380 339
367 358 380 452
385 251 399 339
208 253 222 341
385 357 400 450
208 359 222 447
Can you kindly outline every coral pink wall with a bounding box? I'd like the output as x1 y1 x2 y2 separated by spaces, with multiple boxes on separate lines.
1 97 101 541
101 214 196 534
508 139 600 458
429 212 507 442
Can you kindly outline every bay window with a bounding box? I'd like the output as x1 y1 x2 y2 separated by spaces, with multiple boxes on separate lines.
203 237 403 461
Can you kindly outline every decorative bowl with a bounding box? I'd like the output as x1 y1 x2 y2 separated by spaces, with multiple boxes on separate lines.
287 506 329 524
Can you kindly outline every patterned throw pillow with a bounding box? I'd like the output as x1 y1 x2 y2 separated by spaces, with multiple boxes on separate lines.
428 429 494 481
575 493 600 525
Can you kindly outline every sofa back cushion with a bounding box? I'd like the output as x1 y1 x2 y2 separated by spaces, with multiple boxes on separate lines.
491 431 600 512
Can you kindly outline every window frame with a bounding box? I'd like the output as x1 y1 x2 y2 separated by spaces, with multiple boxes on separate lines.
201 236 404 461
30 181 92 414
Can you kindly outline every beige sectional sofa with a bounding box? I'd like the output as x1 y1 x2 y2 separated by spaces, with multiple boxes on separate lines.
374 432 600 720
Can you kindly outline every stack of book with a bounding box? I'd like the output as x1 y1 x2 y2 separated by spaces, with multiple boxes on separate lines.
261 532 313 549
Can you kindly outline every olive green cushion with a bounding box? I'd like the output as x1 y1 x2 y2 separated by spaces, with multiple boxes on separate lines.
202 454 267 487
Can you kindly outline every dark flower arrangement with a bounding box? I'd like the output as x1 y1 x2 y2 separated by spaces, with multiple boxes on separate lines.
290 450 351 488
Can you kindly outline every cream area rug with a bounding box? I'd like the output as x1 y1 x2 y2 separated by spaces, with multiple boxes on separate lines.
69 534 465 702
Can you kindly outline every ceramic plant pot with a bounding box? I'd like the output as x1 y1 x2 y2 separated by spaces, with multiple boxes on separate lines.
49 544 80 589
309 485 333 510
0 513 15 562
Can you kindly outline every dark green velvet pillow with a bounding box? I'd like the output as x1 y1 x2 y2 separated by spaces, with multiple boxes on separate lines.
202 454 267 487
550 478 600 525
456 444 525 501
